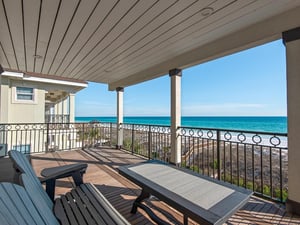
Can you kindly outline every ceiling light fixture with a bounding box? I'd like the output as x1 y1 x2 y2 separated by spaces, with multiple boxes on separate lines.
33 54 43 59
201 7 214 17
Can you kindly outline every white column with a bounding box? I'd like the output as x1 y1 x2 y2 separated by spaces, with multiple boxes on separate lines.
169 69 181 165
55 102 59 115
61 98 66 123
116 87 124 149
63 98 68 114
69 93 75 123
283 27 300 215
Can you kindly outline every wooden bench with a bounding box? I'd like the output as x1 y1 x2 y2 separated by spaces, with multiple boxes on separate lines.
3 150 131 225
8 150 87 200
21 173 130 225
0 182 59 225
0 177 130 225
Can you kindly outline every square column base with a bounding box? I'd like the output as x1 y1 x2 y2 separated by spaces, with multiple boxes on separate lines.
286 198 300 215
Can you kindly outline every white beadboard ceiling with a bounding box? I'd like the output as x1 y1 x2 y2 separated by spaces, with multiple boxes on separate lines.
1 0 300 91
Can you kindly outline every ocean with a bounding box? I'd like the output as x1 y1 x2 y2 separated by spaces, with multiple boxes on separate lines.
75 116 287 133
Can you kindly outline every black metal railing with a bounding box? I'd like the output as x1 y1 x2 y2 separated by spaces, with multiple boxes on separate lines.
122 123 171 160
0 122 113 156
121 124 287 202
179 127 287 202
0 122 288 202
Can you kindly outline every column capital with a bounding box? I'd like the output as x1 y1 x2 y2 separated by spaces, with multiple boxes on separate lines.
116 87 124 92
169 68 182 77
282 27 300 45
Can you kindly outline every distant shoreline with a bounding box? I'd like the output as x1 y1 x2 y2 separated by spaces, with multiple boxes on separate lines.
75 116 287 133
76 116 287 119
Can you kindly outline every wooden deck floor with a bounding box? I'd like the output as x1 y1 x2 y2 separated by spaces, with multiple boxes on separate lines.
30 147 300 225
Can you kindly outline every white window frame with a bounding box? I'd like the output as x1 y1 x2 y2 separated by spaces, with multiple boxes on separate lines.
12 86 37 104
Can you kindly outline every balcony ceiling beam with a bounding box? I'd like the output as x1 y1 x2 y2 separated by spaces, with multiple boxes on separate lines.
109 6 300 90
1 1 300 89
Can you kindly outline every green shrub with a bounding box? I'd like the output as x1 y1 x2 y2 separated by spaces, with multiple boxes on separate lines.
263 185 271 196
209 160 219 169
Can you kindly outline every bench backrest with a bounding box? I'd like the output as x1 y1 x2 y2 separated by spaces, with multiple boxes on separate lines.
0 182 59 225
8 150 54 209
21 173 56 213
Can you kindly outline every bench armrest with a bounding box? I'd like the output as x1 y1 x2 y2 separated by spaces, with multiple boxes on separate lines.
39 163 88 200
40 163 87 180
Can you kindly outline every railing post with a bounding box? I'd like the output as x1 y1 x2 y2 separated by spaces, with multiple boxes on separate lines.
148 125 152 159
279 148 283 202
217 130 221 180
46 123 50 152
110 123 113 146
82 123 85 150
131 124 135 154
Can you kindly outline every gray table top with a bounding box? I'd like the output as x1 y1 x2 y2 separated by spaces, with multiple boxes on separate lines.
119 160 252 225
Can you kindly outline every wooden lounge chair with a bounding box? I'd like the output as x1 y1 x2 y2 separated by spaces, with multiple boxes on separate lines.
0 182 59 225
0 174 130 225
8 150 87 200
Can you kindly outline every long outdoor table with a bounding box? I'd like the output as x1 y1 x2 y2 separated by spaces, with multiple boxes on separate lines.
119 160 252 225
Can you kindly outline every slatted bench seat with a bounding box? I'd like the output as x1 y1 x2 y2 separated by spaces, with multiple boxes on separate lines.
54 183 130 225
0 174 130 225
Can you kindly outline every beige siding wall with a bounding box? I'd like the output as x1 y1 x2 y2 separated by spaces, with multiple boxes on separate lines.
8 80 45 123
0 78 79 123
0 77 9 123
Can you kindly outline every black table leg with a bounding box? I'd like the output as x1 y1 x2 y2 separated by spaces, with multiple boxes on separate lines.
184 215 188 225
131 189 150 214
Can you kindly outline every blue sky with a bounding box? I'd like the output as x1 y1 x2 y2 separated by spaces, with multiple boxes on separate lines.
75 40 286 117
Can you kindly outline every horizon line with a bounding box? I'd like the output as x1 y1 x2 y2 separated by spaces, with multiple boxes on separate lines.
76 115 287 117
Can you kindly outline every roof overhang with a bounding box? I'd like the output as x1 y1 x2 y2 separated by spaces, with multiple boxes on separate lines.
1 70 88 89
1 0 300 91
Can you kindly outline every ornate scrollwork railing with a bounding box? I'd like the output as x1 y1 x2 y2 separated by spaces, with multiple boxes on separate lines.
179 126 287 202
0 122 288 202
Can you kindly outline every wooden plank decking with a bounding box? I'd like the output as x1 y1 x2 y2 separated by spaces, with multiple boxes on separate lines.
30 147 300 225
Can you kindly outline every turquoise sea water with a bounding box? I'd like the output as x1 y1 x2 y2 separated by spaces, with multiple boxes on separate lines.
75 116 287 133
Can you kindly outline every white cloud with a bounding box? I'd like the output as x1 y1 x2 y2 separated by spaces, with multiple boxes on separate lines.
76 101 286 117
182 103 276 116
124 105 169 116
76 101 116 116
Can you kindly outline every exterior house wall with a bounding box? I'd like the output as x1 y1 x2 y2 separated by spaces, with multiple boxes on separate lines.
0 72 86 155
0 77 9 123
0 78 45 123
8 80 45 123
0 77 79 123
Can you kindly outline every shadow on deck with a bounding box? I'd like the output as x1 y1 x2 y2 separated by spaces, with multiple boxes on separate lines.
30 147 300 225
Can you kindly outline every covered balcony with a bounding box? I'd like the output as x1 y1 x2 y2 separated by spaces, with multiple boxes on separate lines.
0 122 299 224
1 0 300 223
1 145 298 224
45 90 71 123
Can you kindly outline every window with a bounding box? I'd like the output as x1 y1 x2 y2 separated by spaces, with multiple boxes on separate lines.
16 87 34 101
12 145 31 154
0 144 7 157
